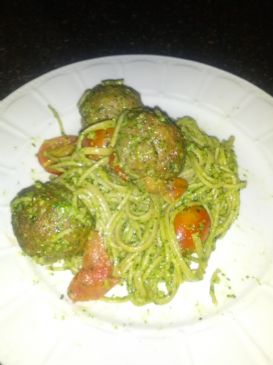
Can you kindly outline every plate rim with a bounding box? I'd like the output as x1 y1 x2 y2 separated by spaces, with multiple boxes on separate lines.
1 54 272 106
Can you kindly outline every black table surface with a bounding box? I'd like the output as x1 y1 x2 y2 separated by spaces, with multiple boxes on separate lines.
1 0 273 102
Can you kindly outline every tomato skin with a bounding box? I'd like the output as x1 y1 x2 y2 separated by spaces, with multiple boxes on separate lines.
82 231 112 270
109 153 128 181
82 128 114 160
174 206 211 250
68 231 118 302
37 135 77 175
68 267 118 301
165 177 188 201
82 127 114 149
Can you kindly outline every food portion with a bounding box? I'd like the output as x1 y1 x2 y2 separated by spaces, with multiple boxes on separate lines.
174 205 211 251
78 79 143 127
114 107 185 180
37 135 78 175
11 181 93 263
10 79 246 305
68 231 118 301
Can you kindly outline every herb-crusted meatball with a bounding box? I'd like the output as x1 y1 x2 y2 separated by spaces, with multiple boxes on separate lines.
11 181 93 263
78 79 143 127
114 108 185 180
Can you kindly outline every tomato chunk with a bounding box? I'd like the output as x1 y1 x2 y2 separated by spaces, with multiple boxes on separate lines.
165 177 188 201
68 231 118 302
174 205 211 250
68 267 118 301
109 152 128 181
82 231 113 269
82 128 114 160
82 127 114 149
37 135 77 175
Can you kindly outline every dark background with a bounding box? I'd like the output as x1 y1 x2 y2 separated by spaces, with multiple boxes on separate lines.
1 0 273 101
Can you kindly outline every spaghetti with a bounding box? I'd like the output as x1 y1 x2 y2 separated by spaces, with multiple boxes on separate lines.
46 113 245 305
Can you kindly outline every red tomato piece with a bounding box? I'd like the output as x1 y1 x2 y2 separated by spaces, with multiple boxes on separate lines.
109 152 128 181
165 177 188 201
82 231 112 270
82 128 114 160
68 267 118 301
82 128 114 148
174 205 211 250
68 231 118 302
37 135 77 175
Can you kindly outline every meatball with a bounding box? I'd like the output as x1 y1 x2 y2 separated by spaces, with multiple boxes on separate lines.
78 79 143 127
114 107 185 180
11 181 93 263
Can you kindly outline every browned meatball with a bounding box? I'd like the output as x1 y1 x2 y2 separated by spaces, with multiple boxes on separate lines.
78 79 143 127
11 181 93 264
114 107 185 180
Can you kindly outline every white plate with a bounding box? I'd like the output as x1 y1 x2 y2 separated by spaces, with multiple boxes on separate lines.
0 55 273 365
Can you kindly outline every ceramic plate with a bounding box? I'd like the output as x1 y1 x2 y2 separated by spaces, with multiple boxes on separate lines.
0 55 273 365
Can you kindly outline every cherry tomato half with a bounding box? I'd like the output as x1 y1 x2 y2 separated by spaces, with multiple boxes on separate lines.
67 267 118 301
68 231 118 302
82 127 114 160
174 205 211 250
165 177 188 201
37 135 77 175
82 231 113 270
82 128 114 148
